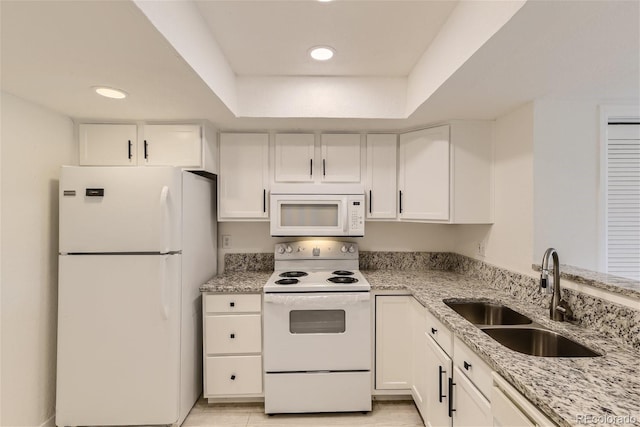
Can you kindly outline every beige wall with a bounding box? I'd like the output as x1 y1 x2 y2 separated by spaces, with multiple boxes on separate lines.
1 92 75 427
455 102 535 275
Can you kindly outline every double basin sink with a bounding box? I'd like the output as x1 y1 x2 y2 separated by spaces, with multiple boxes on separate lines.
443 300 601 358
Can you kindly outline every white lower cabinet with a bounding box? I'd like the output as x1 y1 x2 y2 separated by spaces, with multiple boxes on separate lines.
203 293 263 399
451 366 492 426
492 372 556 427
411 298 428 415
424 331 452 427
375 295 412 390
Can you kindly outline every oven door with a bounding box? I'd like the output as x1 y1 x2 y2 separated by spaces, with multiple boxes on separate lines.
263 292 371 372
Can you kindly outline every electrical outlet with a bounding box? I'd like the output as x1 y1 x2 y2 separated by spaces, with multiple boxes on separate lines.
477 241 486 257
222 235 232 249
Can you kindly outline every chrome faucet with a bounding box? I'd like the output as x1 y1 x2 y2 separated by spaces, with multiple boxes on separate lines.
540 248 572 321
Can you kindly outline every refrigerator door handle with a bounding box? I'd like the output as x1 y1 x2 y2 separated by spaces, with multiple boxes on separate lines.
160 186 170 253
160 255 170 319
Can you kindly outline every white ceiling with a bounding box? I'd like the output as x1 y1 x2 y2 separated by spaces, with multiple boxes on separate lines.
1 0 638 131
194 1 457 77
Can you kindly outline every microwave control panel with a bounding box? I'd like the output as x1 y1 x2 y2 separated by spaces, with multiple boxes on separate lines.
348 197 365 235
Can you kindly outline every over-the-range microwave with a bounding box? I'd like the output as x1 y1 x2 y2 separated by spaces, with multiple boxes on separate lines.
270 185 365 237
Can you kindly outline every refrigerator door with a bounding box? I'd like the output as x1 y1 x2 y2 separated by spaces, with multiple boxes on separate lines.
56 254 181 426
59 166 182 253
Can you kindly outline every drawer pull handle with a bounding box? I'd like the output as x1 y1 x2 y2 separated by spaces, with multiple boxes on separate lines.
438 365 446 403
464 361 472 370
431 327 437 334
448 377 456 417
230 333 235 339
230 374 236 381
229 302 235 307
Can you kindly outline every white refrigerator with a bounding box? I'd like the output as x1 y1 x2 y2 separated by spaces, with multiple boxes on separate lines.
56 166 216 427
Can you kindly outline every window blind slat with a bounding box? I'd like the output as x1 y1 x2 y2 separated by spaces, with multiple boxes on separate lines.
606 123 640 280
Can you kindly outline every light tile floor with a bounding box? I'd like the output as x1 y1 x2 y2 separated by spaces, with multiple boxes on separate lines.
183 398 424 427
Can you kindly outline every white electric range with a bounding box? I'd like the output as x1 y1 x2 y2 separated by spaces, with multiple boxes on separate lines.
263 240 372 414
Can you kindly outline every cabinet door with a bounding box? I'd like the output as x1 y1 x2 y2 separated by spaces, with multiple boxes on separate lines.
219 133 269 220
411 299 428 418
79 123 137 166
425 334 453 427
274 133 315 182
141 124 202 167
398 126 450 221
321 134 362 182
366 134 397 219
452 366 492 427
375 295 411 390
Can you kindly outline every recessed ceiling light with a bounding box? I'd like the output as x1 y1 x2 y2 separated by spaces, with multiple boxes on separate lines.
310 46 335 61
318 0 333 2
93 86 127 99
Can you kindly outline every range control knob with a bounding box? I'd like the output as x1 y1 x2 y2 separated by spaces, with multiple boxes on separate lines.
285 245 293 253
277 245 286 254
340 245 348 253
348 245 356 253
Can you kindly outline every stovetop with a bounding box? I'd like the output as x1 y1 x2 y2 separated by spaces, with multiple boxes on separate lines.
264 269 370 293
264 240 370 293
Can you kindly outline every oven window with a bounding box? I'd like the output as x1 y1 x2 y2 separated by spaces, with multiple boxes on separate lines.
280 204 339 227
289 310 346 334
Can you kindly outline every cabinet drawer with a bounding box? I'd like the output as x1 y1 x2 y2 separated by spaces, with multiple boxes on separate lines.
426 310 453 355
205 293 261 313
205 314 262 354
454 336 492 400
205 355 262 396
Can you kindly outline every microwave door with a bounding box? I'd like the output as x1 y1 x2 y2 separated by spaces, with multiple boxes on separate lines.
271 196 346 236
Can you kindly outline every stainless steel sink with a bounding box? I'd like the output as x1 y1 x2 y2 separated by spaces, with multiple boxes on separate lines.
444 301 533 325
482 327 601 357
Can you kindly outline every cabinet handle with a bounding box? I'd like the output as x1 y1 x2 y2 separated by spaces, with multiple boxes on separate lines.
128 140 132 160
144 140 149 159
230 333 235 339
464 361 472 371
263 189 267 213
399 190 403 214
431 327 438 335
229 302 235 307
310 159 313 177
230 374 236 381
323 159 326 177
369 190 372 214
448 377 456 417
438 366 446 403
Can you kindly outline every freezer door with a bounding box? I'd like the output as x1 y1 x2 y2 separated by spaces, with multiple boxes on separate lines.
59 166 182 253
56 254 181 426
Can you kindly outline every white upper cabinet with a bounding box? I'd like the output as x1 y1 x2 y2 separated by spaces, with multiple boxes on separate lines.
79 124 138 166
218 133 269 221
274 133 315 183
141 124 201 167
273 133 362 184
398 122 493 224
399 125 451 221
320 134 362 183
78 123 217 173
366 134 397 219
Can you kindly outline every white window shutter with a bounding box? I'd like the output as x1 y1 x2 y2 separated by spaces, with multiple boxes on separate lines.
606 123 640 280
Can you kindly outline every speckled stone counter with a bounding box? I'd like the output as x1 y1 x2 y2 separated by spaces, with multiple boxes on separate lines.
365 269 640 427
200 271 271 293
532 263 640 300
198 254 640 426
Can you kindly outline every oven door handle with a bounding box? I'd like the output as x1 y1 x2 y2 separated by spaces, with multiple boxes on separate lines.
264 293 370 306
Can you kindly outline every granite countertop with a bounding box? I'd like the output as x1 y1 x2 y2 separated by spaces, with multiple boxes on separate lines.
200 271 271 293
532 263 640 300
200 269 640 427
